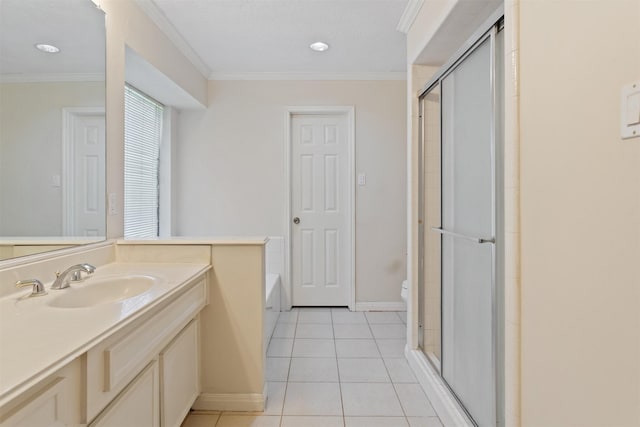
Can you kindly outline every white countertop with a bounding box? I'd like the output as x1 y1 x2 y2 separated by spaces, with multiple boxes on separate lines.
0 262 210 407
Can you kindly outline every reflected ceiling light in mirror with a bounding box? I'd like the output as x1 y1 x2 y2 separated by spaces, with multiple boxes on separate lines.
34 43 60 53
309 41 329 52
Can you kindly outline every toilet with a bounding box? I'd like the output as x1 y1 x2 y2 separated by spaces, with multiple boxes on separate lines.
400 279 408 303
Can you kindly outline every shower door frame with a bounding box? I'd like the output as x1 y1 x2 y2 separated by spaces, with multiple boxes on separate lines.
417 8 505 426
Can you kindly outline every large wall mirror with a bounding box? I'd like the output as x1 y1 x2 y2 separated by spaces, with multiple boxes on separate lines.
0 0 106 260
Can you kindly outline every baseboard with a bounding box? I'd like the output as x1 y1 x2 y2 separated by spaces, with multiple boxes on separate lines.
355 302 407 311
405 347 474 427
193 391 265 412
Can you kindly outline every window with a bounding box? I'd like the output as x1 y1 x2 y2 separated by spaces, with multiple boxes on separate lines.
124 85 164 238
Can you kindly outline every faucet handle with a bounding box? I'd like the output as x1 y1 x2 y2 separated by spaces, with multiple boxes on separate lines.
16 279 47 297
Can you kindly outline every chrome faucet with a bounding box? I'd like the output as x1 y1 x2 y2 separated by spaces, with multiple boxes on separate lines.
51 263 96 290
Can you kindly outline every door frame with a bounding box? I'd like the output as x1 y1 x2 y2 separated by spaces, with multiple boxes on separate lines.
61 107 105 236
283 106 356 310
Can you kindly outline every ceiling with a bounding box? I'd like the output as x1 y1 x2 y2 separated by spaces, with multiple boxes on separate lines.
0 0 105 79
143 0 410 78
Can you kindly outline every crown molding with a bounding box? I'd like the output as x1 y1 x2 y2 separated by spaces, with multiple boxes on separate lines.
133 0 211 78
396 0 425 34
0 73 105 83
208 71 407 81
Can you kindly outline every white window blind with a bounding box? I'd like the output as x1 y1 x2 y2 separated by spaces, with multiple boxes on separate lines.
124 85 163 238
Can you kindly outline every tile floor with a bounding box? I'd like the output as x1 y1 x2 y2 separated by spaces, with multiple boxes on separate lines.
182 308 442 427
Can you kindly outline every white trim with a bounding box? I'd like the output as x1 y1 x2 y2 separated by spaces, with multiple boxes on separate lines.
192 392 265 412
210 72 407 81
0 73 105 83
406 347 474 427
133 0 211 78
284 106 356 311
396 0 425 34
355 302 407 312
61 107 106 236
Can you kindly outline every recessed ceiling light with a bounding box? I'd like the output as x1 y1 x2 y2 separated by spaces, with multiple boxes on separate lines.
309 42 329 52
35 43 60 54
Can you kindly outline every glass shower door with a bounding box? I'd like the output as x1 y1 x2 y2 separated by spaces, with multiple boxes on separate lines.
439 35 496 427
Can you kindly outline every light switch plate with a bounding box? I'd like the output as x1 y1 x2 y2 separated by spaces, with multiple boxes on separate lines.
357 173 366 186
108 193 118 215
621 80 640 139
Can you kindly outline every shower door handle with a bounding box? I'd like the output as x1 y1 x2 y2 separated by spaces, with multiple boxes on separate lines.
431 227 495 244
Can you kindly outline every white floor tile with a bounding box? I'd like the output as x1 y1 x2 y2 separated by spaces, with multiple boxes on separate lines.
283 382 343 416
273 323 297 338
332 311 367 324
266 357 290 382
289 357 339 382
216 415 281 427
370 324 407 339
264 382 286 415
292 339 336 357
335 339 381 358
341 383 404 416
407 417 443 427
296 323 334 339
366 312 404 324
383 358 417 383
281 416 344 427
376 339 406 358
298 311 332 324
338 358 390 383
181 414 220 427
333 324 373 339
267 338 293 357
394 384 437 417
345 416 409 427
278 311 299 324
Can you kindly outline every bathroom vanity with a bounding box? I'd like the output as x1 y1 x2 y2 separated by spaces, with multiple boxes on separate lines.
0 262 209 427
0 238 269 426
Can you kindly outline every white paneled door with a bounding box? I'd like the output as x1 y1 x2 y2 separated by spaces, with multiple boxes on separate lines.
291 113 350 306
64 110 106 237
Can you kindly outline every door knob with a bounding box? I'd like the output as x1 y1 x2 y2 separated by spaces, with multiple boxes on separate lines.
293 217 300 224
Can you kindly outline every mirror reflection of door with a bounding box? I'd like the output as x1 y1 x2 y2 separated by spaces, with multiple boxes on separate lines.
62 108 106 237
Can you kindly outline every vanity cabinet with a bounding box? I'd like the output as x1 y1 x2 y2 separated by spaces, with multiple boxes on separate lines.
0 274 207 427
87 278 206 425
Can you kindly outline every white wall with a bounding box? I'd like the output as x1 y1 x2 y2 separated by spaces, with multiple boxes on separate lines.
519 1 640 425
0 81 104 235
174 79 407 304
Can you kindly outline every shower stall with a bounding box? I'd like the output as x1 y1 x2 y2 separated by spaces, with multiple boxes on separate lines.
417 14 504 427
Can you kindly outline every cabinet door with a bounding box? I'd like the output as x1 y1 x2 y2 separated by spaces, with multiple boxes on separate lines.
1 378 67 427
90 361 159 427
160 320 199 427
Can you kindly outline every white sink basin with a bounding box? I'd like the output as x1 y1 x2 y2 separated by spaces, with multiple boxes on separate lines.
47 275 158 309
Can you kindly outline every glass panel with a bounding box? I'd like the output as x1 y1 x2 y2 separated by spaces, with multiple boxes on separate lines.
419 84 442 365
441 36 495 427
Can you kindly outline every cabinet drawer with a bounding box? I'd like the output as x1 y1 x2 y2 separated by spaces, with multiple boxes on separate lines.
86 279 206 421
90 361 159 427
160 320 199 427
